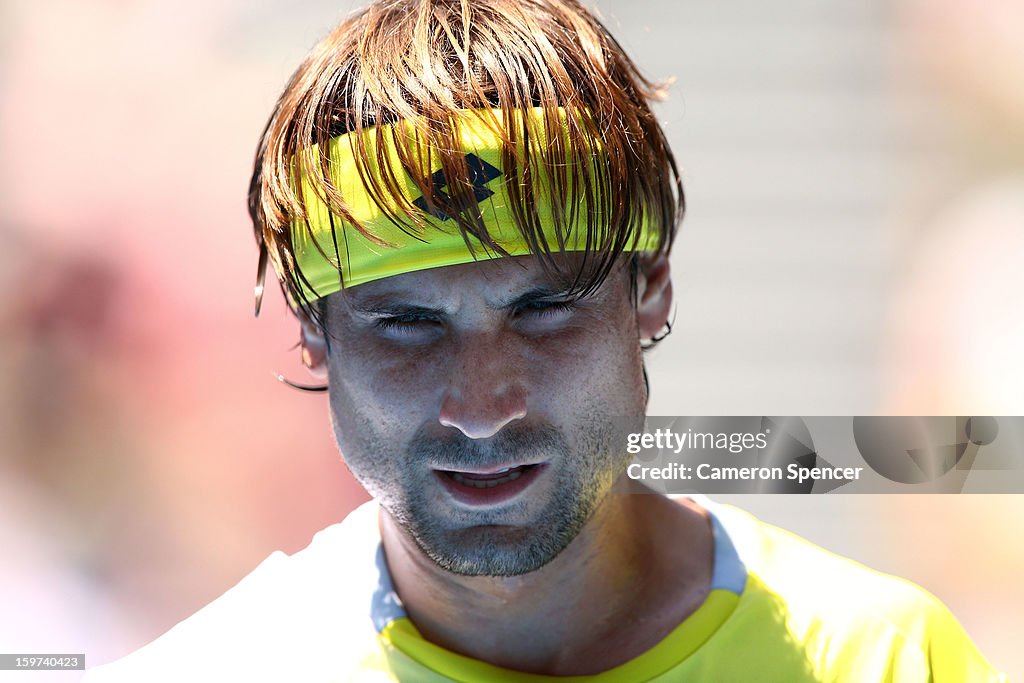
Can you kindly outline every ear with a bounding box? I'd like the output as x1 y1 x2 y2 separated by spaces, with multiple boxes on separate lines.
635 254 673 341
298 311 329 380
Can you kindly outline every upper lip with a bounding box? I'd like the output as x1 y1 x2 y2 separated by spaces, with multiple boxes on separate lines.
434 461 545 475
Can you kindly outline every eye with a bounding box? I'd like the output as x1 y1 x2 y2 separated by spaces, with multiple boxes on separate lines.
520 300 574 316
374 314 443 339
515 300 576 325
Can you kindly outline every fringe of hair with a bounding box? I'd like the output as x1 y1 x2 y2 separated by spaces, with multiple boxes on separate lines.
248 0 684 327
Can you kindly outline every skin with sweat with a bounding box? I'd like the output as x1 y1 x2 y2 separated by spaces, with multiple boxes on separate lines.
301 254 713 675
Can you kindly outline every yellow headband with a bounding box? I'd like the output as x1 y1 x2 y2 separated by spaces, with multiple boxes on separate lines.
290 107 659 301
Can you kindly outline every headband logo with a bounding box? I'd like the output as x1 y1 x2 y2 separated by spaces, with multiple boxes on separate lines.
412 153 502 221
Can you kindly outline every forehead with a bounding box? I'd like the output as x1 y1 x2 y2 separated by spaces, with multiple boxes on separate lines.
331 254 625 309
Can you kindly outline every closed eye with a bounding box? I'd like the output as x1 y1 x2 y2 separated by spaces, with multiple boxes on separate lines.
375 314 443 337
513 300 578 331
516 300 576 318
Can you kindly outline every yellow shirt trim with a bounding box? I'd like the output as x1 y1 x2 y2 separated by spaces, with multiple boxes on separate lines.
378 588 741 682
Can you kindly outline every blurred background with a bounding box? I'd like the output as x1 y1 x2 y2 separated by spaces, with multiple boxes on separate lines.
0 0 1021 680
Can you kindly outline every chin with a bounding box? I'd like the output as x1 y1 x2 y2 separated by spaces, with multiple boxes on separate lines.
424 526 567 577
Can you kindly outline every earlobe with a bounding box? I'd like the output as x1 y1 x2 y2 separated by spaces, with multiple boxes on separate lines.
299 316 329 380
635 254 673 341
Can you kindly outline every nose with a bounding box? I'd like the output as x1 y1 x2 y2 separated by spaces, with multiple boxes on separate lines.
438 336 528 439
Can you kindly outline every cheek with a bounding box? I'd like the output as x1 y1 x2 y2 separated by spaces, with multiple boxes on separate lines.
325 341 446 449
524 317 646 417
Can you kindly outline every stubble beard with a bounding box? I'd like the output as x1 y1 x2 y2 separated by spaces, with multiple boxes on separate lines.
386 419 628 577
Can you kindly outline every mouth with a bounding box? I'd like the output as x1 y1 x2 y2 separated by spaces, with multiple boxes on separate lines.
435 463 547 506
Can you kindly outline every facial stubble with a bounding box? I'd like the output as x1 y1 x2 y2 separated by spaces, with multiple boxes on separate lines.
350 416 631 577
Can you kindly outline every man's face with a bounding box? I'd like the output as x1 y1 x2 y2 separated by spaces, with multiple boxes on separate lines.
320 255 649 576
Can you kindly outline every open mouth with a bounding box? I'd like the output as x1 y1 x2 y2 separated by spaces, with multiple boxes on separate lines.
444 464 538 488
435 463 546 505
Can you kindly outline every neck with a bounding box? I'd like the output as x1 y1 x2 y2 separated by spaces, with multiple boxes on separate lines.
379 482 713 676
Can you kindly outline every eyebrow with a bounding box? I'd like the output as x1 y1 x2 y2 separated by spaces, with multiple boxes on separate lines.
345 300 442 317
346 285 576 316
498 286 575 310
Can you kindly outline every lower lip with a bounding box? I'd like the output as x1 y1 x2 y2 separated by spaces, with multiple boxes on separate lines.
435 464 547 506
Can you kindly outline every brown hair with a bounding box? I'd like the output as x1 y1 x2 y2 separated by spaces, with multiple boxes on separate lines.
249 0 684 327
